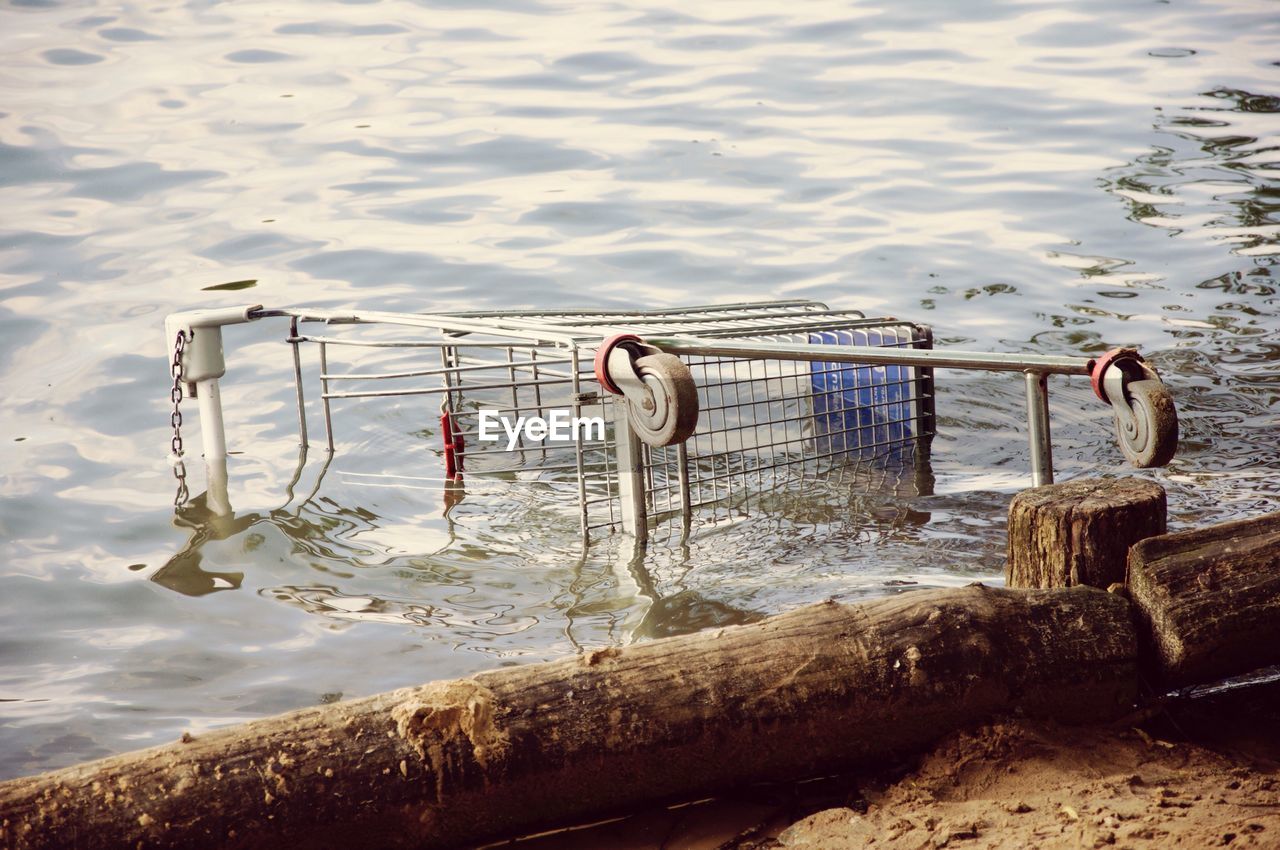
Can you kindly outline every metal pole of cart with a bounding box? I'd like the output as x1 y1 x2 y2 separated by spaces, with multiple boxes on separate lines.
194 378 232 515
1024 371 1053 487
612 410 648 543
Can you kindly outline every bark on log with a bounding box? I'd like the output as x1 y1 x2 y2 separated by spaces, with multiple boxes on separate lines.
1006 477 1166 589
0 585 1138 850
1127 510 1280 687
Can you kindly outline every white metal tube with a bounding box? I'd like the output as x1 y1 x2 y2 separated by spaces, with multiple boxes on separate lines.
196 378 232 515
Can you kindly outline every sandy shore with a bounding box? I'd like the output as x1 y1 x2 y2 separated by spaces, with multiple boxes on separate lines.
510 682 1280 850
771 718 1279 849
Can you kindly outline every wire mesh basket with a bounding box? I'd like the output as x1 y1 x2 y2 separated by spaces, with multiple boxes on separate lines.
163 299 1176 543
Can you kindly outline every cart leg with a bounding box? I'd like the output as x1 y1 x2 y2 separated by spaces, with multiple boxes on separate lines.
676 441 692 540
288 317 309 448
1024 371 1054 487
614 407 649 544
319 342 334 452
195 378 232 516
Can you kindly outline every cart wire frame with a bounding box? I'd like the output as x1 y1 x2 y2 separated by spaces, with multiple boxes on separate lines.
163 300 1177 542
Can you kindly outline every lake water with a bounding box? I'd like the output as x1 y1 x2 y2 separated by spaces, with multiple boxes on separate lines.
1 0 1277 781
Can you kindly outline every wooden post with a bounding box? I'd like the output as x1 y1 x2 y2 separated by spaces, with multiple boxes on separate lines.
0 586 1138 850
1127 510 1280 687
1006 477 1166 589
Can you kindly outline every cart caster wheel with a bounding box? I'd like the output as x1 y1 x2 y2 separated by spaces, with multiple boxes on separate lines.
1114 379 1178 468
629 353 700 447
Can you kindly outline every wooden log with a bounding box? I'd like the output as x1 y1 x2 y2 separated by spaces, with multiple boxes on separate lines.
1127 510 1280 687
1006 477 1166 589
0 585 1138 850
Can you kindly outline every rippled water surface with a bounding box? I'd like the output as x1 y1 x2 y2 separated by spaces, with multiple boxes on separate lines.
1 0 1277 779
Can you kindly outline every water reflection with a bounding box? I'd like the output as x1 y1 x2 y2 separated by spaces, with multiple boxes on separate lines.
157 443 942 640
151 495 248 597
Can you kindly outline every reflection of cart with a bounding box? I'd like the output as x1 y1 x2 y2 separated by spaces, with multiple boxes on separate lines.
164 300 1177 542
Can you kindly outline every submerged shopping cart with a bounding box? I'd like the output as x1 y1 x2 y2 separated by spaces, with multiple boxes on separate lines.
164 300 1177 542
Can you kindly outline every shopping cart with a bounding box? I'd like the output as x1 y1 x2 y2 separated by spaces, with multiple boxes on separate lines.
163 300 1177 542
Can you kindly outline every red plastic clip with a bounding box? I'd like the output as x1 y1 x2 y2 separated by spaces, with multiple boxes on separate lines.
1089 347 1143 403
594 333 644 395
441 411 465 480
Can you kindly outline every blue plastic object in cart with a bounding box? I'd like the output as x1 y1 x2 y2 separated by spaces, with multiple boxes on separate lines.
809 329 914 459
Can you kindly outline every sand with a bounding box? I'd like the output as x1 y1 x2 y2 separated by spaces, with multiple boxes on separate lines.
772 719 1280 849
509 682 1280 850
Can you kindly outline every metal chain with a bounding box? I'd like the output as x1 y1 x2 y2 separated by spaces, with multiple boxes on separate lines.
169 330 190 508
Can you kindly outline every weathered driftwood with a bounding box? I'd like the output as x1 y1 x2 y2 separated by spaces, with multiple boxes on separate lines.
1006 477 1166 589
0 585 1138 850
1127 510 1280 687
